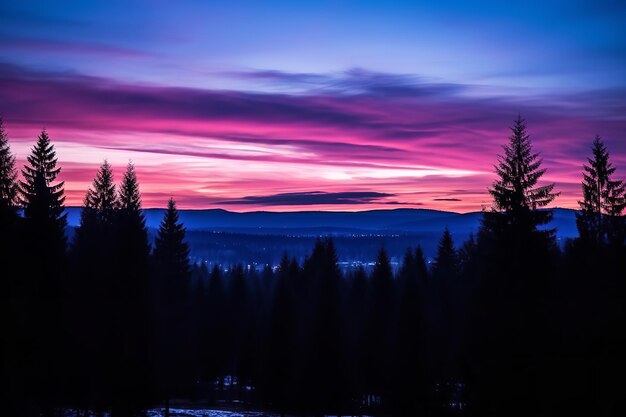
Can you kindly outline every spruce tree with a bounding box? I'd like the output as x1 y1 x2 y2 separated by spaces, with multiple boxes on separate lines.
433 228 458 280
472 117 558 416
577 135 626 245
364 248 394 409
414 245 428 284
0 119 26 416
152 198 191 416
393 247 426 415
111 162 151 417
153 198 190 291
302 238 345 414
18 130 67 416
0 117 19 276
398 247 416 283
117 162 150 263
19 129 67 256
69 161 119 414
202 264 227 395
266 254 297 412
488 116 559 234
119 163 145 218
73 160 118 258
0 118 18 217
372 248 393 289
85 160 118 223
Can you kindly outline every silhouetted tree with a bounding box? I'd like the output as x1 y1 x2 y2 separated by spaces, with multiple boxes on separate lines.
152 198 192 416
363 248 394 410
69 161 119 414
486 115 559 238
265 254 297 414
302 238 345 414
18 130 67 417
556 136 626 416
472 117 559 416
345 265 368 404
72 160 118 268
110 162 152 417
0 117 18 223
19 129 67 259
414 245 428 285
392 247 427 415
224 263 258 399
0 118 26 417
153 198 190 295
432 228 458 280
577 135 626 246
458 233 478 278
85 160 118 221
197 264 227 403
0 117 18 274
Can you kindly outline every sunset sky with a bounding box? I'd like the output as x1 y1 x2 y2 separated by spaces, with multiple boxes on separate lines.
1 0 625 212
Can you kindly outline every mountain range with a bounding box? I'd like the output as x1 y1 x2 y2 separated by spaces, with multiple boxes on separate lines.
65 207 579 239
63 207 579 265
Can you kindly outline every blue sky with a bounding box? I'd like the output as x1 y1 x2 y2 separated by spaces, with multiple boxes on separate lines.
3 0 624 90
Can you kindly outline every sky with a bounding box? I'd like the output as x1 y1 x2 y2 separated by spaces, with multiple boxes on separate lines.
1 0 625 212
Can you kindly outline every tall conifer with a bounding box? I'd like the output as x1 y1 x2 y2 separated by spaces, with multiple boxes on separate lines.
488 116 559 234
0 118 18 216
18 130 67 416
577 135 626 245
153 198 190 291
110 162 151 417
152 198 191 416
19 130 67 256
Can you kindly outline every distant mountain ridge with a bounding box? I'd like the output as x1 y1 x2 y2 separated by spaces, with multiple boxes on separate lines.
64 207 580 240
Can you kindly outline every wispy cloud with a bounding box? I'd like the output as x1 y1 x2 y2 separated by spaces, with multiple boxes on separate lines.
219 191 396 206
1 63 624 211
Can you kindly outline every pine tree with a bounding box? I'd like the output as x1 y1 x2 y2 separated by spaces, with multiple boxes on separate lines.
0 119 27 416
488 116 559 233
433 228 458 279
117 162 150 260
152 198 191 416
399 248 415 283
68 161 119 414
302 238 345 414
414 245 428 284
85 160 118 223
364 248 394 409
472 117 559 416
266 254 297 413
0 117 19 275
73 160 118 259
372 248 393 289
393 246 426 415
202 264 227 396
0 118 18 216
19 130 67 255
18 130 67 416
154 198 190 295
110 162 151 417
119 163 144 214
577 135 626 245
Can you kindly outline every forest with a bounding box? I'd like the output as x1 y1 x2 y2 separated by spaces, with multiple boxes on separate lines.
1 116 625 417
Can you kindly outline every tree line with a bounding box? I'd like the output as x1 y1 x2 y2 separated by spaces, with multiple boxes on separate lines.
1 116 625 417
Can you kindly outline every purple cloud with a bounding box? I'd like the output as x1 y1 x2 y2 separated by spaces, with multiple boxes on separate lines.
219 191 396 206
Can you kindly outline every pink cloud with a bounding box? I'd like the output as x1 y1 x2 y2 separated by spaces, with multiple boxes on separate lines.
1 64 625 212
